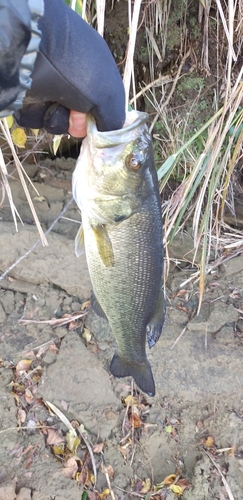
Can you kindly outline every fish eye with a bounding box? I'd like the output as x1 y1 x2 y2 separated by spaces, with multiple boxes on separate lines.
126 153 141 170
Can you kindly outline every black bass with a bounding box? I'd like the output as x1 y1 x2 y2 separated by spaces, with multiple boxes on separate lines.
72 110 165 396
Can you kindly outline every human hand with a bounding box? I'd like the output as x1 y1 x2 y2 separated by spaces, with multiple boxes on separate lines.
1 0 125 134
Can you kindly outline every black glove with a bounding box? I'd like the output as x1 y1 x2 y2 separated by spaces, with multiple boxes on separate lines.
0 0 32 112
0 0 125 133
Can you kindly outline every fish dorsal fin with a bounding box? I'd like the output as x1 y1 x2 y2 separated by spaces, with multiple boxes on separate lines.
75 224 85 257
92 224 114 267
90 290 108 320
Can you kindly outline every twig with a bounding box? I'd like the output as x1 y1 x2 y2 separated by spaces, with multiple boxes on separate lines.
0 424 55 434
170 327 187 349
101 452 116 500
0 179 5 208
203 450 235 500
0 197 73 282
78 425 97 487
19 310 89 327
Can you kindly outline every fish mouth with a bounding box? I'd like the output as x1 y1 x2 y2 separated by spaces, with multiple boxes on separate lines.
88 110 149 149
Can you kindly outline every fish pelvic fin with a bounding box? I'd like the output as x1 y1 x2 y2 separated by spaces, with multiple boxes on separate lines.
146 288 166 349
75 224 85 257
92 224 114 267
110 353 155 397
90 290 108 320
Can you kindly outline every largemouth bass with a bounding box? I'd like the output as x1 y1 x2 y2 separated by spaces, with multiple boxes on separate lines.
72 110 165 396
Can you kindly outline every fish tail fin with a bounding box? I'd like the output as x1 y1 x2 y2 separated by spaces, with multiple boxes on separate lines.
110 353 155 397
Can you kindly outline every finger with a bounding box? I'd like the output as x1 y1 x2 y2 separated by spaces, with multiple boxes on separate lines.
68 111 87 138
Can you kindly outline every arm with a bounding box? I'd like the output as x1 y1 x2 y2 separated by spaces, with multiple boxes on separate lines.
0 0 125 133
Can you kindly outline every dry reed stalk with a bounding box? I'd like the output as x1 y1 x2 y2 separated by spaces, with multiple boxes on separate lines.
0 119 48 245
123 0 143 108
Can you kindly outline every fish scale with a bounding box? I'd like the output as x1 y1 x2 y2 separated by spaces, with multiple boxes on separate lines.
73 110 165 396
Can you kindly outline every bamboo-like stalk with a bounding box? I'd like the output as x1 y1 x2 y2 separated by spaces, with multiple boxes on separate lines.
123 0 142 107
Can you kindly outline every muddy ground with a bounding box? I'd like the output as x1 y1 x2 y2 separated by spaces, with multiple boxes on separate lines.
1 158 243 500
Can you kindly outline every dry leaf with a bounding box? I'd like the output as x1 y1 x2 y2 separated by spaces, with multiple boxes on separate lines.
12 127 27 148
5 115 14 128
88 492 100 500
53 134 63 155
17 408 26 425
52 444 65 456
170 484 183 495
99 489 110 499
124 395 138 406
106 464 114 479
48 342 59 354
69 320 79 330
176 478 190 492
24 388 34 404
205 436 215 448
154 474 176 490
63 457 79 479
81 300 91 310
33 196 46 202
31 128 39 138
130 413 143 428
82 328 92 342
66 429 81 453
140 478 151 494
93 442 105 453
61 400 68 411
165 425 173 434
16 359 32 373
46 429 65 446
176 289 189 298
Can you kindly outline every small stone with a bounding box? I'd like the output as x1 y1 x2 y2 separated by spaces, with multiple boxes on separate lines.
237 318 243 332
0 303 6 323
16 487 32 500
224 255 243 276
71 301 81 312
42 350 57 366
0 483 16 500
168 308 188 325
188 303 238 333
54 327 68 338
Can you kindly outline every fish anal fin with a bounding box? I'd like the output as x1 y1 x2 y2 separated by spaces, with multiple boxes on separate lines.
110 353 155 397
90 290 108 320
146 288 166 349
75 224 85 257
92 224 114 267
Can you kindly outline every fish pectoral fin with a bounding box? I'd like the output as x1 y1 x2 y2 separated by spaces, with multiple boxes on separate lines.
110 353 155 397
92 224 114 267
90 290 108 320
75 224 85 257
146 288 166 349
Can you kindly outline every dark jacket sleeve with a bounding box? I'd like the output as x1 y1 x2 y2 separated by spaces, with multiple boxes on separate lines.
0 0 125 132
0 0 32 111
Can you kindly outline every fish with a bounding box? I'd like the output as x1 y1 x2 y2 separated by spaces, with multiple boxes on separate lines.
72 110 165 396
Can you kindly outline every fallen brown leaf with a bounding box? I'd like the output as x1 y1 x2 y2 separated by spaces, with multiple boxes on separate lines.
63 457 79 479
16 359 32 373
46 429 65 446
24 388 34 404
93 442 106 454
17 408 26 425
